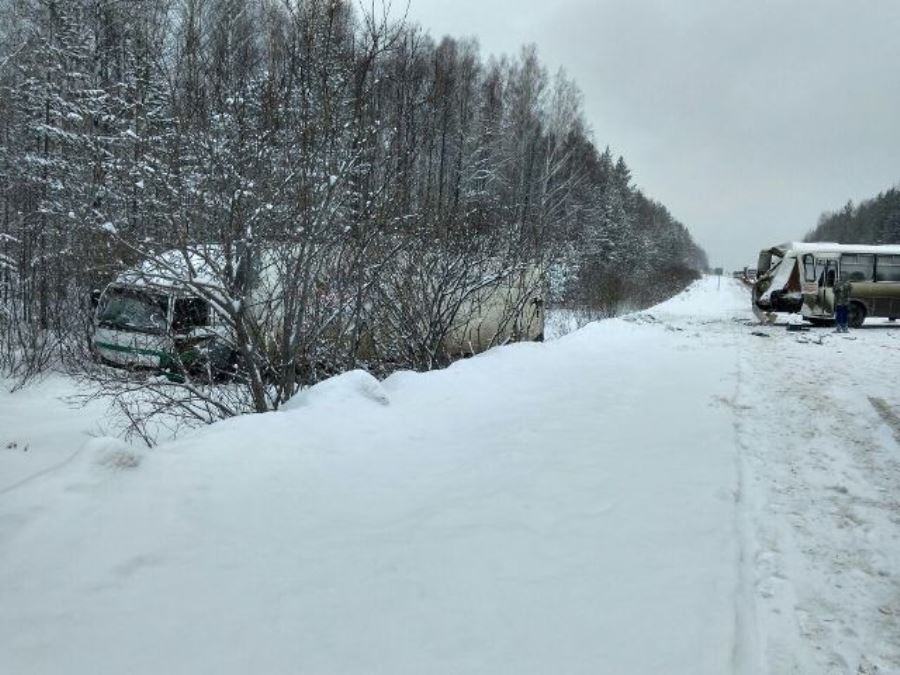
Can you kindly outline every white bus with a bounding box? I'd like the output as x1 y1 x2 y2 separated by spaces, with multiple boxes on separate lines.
752 242 900 326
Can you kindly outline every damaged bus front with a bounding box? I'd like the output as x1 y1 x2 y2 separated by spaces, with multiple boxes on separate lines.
752 243 804 317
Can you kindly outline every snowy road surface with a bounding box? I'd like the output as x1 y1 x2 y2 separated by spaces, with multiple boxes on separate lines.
1 277 898 674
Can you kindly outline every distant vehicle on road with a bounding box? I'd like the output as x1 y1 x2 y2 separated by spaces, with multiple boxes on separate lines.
753 242 900 326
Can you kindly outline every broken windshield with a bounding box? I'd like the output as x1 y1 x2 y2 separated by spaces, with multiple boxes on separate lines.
97 288 170 334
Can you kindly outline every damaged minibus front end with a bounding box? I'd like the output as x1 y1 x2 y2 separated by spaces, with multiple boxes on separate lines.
91 249 234 378
752 243 803 320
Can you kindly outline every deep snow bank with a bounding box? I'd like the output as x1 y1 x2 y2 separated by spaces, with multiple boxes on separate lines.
0 280 747 675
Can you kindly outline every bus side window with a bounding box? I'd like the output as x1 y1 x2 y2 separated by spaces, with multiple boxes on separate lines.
803 254 816 281
815 258 828 285
875 255 900 282
840 253 874 282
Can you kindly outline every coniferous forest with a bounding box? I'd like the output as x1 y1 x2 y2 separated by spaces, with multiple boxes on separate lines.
0 0 707 424
804 185 900 245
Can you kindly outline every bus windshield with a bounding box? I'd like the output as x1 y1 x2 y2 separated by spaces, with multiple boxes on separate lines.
97 288 170 334
757 250 778 275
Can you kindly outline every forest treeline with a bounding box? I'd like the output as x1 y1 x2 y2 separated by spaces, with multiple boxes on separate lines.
0 0 707 422
804 185 900 244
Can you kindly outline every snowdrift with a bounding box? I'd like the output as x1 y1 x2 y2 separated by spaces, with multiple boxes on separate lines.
0 278 751 674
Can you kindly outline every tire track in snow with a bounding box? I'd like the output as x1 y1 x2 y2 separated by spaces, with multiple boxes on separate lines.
733 333 810 675
869 397 900 444
644 303 764 674
729 331 763 675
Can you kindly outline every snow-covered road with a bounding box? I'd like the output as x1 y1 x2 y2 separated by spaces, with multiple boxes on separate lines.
1 277 898 674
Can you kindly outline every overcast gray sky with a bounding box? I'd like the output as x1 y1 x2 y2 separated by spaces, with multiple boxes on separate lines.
393 0 900 270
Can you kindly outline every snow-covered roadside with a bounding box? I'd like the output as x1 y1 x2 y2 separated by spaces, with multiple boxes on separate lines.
0 279 741 675
0 276 897 674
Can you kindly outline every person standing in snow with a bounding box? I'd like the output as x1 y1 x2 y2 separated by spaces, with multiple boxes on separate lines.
833 277 852 333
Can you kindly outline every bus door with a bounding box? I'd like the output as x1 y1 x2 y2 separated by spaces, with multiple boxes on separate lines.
817 257 839 316
801 254 818 308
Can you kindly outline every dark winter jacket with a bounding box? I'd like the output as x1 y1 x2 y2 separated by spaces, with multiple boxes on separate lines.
833 279 852 307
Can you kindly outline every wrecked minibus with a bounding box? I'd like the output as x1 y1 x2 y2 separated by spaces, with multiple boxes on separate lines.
92 247 545 375
92 248 244 374
753 242 900 326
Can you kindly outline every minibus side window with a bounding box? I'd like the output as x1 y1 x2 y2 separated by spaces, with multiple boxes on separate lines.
803 254 816 282
840 253 874 282
815 258 827 285
875 255 900 282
